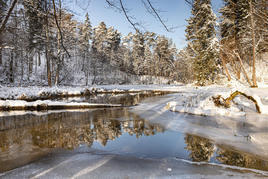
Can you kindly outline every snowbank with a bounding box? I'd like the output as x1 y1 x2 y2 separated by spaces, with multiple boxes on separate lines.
0 100 122 111
0 85 183 101
165 87 268 117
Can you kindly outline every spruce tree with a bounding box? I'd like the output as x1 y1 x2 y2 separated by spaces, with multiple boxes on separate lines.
105 27 121 64
154 36 175 77
92 22 107 55
79 13 92 52
24 0 45 75
132 31 145 75
79 13 92 85
144 32 156 75
186 0 219 85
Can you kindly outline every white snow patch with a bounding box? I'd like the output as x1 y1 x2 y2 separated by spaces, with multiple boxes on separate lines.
0 100 121 110
165 86 268 117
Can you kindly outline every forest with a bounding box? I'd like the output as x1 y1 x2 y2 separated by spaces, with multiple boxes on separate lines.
0 0 267 87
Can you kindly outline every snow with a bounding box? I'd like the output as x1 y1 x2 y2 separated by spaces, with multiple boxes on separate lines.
131 91 268 161
0 84 268 178
0 85 184 100
165 85 268 117
1 151 263 179
0 84 267 116
0 100 121 110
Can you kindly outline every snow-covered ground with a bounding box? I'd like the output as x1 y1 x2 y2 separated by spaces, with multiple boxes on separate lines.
0 85 183 100
0 100 122 111
165 86 268 116
1 149 265 179
0 84 267 117
131 91 268 161
0 83 268 178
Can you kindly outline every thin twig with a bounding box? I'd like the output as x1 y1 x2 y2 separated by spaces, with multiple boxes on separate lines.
119 0 139 32
146 0 170 32
52 0 71 58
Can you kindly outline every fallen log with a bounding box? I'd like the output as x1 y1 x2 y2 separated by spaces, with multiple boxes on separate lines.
212 90 261 113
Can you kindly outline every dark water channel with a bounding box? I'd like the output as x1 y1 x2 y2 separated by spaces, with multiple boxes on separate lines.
54 91 170 106
0 93 268 175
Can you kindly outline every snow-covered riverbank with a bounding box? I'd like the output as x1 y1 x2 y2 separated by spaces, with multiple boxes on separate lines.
165 86 268 116
131 90 268 162
0 100 122 111
0 85 182 101
0 84 267 116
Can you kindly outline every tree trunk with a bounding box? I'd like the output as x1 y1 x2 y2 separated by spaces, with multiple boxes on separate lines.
250 0 258 87
46 47 51 87
54 0 62 86
0 36 2 66
9 50 14 83
38 51 41 66
35 54 37 74
235 52 253 86
220 51 231 81
20 50 24 85
0 47 2 66
55 30 61 86
86 71 89 86
45 0 51 87
28 53 33 75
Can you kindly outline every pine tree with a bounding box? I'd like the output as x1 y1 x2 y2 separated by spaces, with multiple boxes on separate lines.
186 0 219 85
144 32 156 75
132 31 145 75
24 0 45 75
153 35 175 77
105 27 121 64
92 21 107 56
122 32 134 73
78 13 92 85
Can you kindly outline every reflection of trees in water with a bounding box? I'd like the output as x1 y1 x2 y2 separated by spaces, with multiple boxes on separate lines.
184 134 215 162
0 109 164 152
216 147 268 171
184 134 268 171
85 92 170 106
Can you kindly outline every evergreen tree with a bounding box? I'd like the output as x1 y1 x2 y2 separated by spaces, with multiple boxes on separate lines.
92 21 107 56
122 32 134 73
105 27 121 64
154 36 175 77
78 13 92 85
79 13 92 54
186 0 219 85
24 0 45 75
144 32 156 75
132 31 145 75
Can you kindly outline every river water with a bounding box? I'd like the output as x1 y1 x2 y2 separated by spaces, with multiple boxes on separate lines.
0 93 268 178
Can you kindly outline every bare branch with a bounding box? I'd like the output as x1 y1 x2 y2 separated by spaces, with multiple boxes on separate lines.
105 0 121 11
52 0 71 58
185 0 194 7
143 0 170 32
0 0 18 36
118 0 139 32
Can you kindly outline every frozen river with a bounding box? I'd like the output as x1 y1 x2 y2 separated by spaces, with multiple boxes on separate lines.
0 93 268 178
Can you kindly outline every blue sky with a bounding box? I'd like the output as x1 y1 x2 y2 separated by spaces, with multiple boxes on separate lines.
67 0 224 50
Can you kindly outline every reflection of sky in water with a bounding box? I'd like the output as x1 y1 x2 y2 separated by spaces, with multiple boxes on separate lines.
92 130 188 159
1 108 268 173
